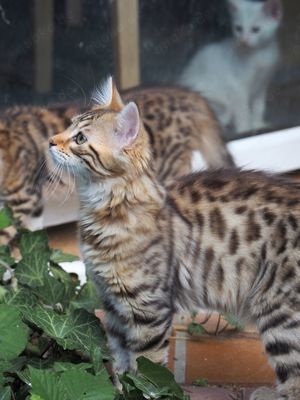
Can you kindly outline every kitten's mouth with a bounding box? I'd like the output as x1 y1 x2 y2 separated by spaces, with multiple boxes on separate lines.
49 148 68 166
239 41 251 50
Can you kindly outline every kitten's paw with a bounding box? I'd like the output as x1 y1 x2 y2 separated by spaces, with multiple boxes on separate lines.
250 387 276 400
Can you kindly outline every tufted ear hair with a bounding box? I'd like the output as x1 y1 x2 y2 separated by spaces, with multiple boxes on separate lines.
92 76 124 111
263 0 282 21
110 80 125 111
115 102 140 149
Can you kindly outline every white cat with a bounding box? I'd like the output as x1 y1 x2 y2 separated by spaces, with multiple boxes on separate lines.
179 0 282 134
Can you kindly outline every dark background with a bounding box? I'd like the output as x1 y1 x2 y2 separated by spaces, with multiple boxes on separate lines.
1 0 300 136
0 0 231 107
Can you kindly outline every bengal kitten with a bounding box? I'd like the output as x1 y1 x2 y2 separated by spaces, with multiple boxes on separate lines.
0 82 233 235
49 79 300 400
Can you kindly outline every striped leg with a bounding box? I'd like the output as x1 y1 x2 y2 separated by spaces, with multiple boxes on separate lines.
107 335 132 375
105 318 134 376
250 387 276 400
255 314 300 399
135 343 170 366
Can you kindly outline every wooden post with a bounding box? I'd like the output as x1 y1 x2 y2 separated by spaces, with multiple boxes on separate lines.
280 1 300 67
112 0 140 90
66 0 82 27
34 0 54 93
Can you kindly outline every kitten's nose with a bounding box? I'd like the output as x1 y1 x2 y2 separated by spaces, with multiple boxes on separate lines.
240 38 249 47
49 140 57 148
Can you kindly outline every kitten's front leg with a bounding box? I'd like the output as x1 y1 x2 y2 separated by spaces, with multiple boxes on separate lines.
233 99 252 134
107 332 135 389
251 93 267 131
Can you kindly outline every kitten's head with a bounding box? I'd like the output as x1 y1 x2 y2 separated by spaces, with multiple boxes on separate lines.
228 0 282 48
49 77 151 182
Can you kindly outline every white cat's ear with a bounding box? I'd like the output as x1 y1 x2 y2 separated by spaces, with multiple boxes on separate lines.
92 77 124 111
264 0 282 21
115 102 140 148
228 0 239 13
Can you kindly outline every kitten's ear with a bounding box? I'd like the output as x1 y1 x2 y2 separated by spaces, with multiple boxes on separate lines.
115 102 140 149
110 80 125 111
228 0 239 13
92 77 124 111
264 0 282 21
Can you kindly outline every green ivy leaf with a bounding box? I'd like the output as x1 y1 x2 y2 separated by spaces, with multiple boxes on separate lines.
52 362 92 373
19 230 50 257
23 305 73 343
30 395 44 400
28 366 61 400
1 356 27 373
61 309 110 360
123 373 170 398
0 286 8 302
60 368 116 400
50 249 79 264
89 345 104 374
136 357 185 399
187 322 205 336
49 264 77 302
0 206 15 229
0 360 11 386
17 368 31 386
223 314 245 331
0 246 15 266
71 280 101 313
33 275 65 306
4 287 37 311
24 305 109 360
27 358 53 370
0 357 27 387
0 304 29 360
15 231 50 287
0 386 11 400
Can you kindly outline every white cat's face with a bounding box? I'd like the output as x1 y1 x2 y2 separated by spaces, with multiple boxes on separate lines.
228 0 282 48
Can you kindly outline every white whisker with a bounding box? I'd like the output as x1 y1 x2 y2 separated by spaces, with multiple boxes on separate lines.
61 163 73 205
45 163 64 200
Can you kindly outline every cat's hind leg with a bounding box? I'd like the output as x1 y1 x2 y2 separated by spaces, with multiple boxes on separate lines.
254 302 300 398
250 387 275 400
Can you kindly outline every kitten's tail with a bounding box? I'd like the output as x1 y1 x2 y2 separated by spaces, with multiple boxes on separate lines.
191 97 235 168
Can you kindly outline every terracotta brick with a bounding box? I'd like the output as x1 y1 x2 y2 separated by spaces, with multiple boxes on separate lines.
169 329 275 385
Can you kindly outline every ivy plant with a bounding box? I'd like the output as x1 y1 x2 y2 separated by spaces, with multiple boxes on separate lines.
0 206 188 400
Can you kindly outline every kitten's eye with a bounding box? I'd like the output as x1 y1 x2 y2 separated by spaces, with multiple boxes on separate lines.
74 132 87 145
235 25 243 33
252 26 260 33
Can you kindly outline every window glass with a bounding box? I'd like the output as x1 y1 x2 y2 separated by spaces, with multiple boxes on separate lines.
1 0 299 140
140 0 299 140
0 0 112 107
